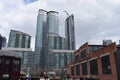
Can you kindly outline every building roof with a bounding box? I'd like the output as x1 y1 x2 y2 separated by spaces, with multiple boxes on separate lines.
0 50 20 58
10 30 31 37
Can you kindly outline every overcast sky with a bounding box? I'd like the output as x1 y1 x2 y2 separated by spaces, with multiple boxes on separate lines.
0 0 120 50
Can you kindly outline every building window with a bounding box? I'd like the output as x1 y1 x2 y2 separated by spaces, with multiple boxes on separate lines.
0 59 1 69
89 46 93 53
90 59 98 75
13 60 20 72
4 59 11 73
81 50 86 58
75 54 79 61
76 64 80 76
71 66 74 76
101 55 112 74
82 62 87 75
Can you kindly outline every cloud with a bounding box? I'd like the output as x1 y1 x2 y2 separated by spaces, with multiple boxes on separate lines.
1 0 120 50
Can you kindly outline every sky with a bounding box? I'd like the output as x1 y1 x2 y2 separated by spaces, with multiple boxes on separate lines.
1 0 120 50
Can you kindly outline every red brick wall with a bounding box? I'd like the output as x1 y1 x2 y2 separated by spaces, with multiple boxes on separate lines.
67 43 118 80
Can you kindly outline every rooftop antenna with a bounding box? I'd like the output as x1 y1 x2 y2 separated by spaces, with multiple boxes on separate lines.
65 10 69 17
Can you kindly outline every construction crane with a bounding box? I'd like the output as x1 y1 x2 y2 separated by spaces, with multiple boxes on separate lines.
65 10 69 17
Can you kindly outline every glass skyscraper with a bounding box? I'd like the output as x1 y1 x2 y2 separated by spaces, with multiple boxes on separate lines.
65 15 76 64
46 35 66 69
35 9 47 69
65 15 76 50
8 30 35 74
35 9 68 70
35 9 76 71
8 30 31 48
47 11 59 34
0 34 7 50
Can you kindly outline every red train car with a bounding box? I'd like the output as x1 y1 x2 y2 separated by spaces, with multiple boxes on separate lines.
0 50 21 80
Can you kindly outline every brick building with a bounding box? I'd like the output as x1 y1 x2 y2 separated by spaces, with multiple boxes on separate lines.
67 42 120 80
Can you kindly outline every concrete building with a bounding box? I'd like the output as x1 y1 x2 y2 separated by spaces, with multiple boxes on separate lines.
67 42 120 80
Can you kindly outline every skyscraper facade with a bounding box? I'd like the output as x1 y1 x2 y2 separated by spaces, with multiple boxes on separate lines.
0 34 7 50
8 30 31 48
35 9 60 69
46 11 60 69
35 9 47 69
65 15 76 50
8 30 35 74
35 9 76 71
65 15 76 64
46 35 66 69
47 11 59 34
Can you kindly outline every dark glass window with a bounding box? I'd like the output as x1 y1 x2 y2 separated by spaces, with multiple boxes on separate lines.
5 59 11 73
101 55 112 74
81 50 86 58
13 60 20 72
28 36 31 48
75 54 79 61
89 46 93 53
90 59 98 75
76 64 80 76
0 59 1 69
82 62 87 75
71 66 74 76
22 34 26 48
15 34 20 47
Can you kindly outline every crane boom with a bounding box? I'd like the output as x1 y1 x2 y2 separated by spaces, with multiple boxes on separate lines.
65 10 69 16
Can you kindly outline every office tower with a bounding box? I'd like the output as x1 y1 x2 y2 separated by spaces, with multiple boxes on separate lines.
65 14 76 50
46 11 60 69
8 30 35 74
65 15 76 64
0 35 2 49
35 9 47 69
2 37 7 48
47 11 59 34
8 30 31 48
0 34 7 50
35 9 76 71
35 9 60 69
47 35 66 69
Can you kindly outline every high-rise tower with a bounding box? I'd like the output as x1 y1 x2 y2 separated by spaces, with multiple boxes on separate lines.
65 14 76 50
65 15 76 64
8 30 35 74
35 9 47 69
8 30 31 48
35 9 66 70
47 11 59 34
0 34 7 50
